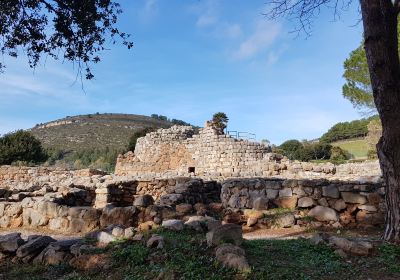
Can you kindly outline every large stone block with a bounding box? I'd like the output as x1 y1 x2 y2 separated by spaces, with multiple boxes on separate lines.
308 206 338 222
341 192 367 204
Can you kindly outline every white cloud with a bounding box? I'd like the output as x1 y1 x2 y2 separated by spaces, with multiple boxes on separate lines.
232 20 281 60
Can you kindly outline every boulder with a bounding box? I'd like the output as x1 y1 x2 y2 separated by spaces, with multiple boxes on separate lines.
0 233 24 253
16 235 56 259
297 197 314 208
308 206 338 222
328 236 374 256
133 195 154 207
162 219 184 231
322 185 340 198
279 188 293 198
341 192 367 204
274 213 295 228
33 239 79 265
215 244 250 273
206 224 243 247
100 206 136 228
333 199 347 212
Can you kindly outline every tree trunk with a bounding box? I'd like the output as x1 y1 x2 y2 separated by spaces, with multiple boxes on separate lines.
360 0 400 243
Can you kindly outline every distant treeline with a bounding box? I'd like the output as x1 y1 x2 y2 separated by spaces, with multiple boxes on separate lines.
319 116 379 143
150 114 191 126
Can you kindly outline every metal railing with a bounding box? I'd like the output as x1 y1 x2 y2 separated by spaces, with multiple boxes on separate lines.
227 130 256 141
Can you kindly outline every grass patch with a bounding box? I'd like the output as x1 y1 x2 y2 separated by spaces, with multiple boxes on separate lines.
1 229 400 280
332 139 369 159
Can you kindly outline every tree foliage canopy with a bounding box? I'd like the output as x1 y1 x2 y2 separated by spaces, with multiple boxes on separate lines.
277 139 333 161
342 22 400 113
211 112 229 134
0 130 47 165
0 0 132 79
319 117 378 143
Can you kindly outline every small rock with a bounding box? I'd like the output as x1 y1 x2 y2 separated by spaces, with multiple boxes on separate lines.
162 219 184 231
132 233 144 242
124 227 136 239
111 226 125 238
96 231 116 245
146 234 164 249
133 195 154 207
206 224 243 247
247 217 258 227
298 197 314 208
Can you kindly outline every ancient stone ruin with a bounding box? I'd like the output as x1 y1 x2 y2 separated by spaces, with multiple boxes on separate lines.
0 125 386 267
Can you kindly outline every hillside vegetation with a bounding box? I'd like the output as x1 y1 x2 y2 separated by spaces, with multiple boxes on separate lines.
319 116 378 143
27 113 191 172
30 113 174 152
331 138 370 159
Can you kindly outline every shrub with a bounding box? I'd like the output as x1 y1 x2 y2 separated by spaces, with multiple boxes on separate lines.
330 146 350 161
279 140 303 160
0 130 47 165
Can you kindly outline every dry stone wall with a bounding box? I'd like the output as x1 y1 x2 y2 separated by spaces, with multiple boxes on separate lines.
115 125 381 180
221 177 385 227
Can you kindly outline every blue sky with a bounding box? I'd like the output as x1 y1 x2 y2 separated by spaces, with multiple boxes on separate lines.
0 0 364 144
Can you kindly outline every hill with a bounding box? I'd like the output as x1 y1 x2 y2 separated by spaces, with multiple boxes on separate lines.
29 113 173 152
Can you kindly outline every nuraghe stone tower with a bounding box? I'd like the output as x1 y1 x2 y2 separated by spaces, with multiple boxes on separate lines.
115 124 272 177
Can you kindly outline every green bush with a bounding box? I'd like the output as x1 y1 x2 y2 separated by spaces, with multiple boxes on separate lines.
0 130 47 165
70 147 122 172
330 146 350 161
278 140 332 162
279 140 303 160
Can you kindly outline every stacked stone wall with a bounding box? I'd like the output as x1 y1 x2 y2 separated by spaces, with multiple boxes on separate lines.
115 125 382 179
221 178 385 227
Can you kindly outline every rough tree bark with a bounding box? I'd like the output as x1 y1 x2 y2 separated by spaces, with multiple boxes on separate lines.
360 0 400 243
